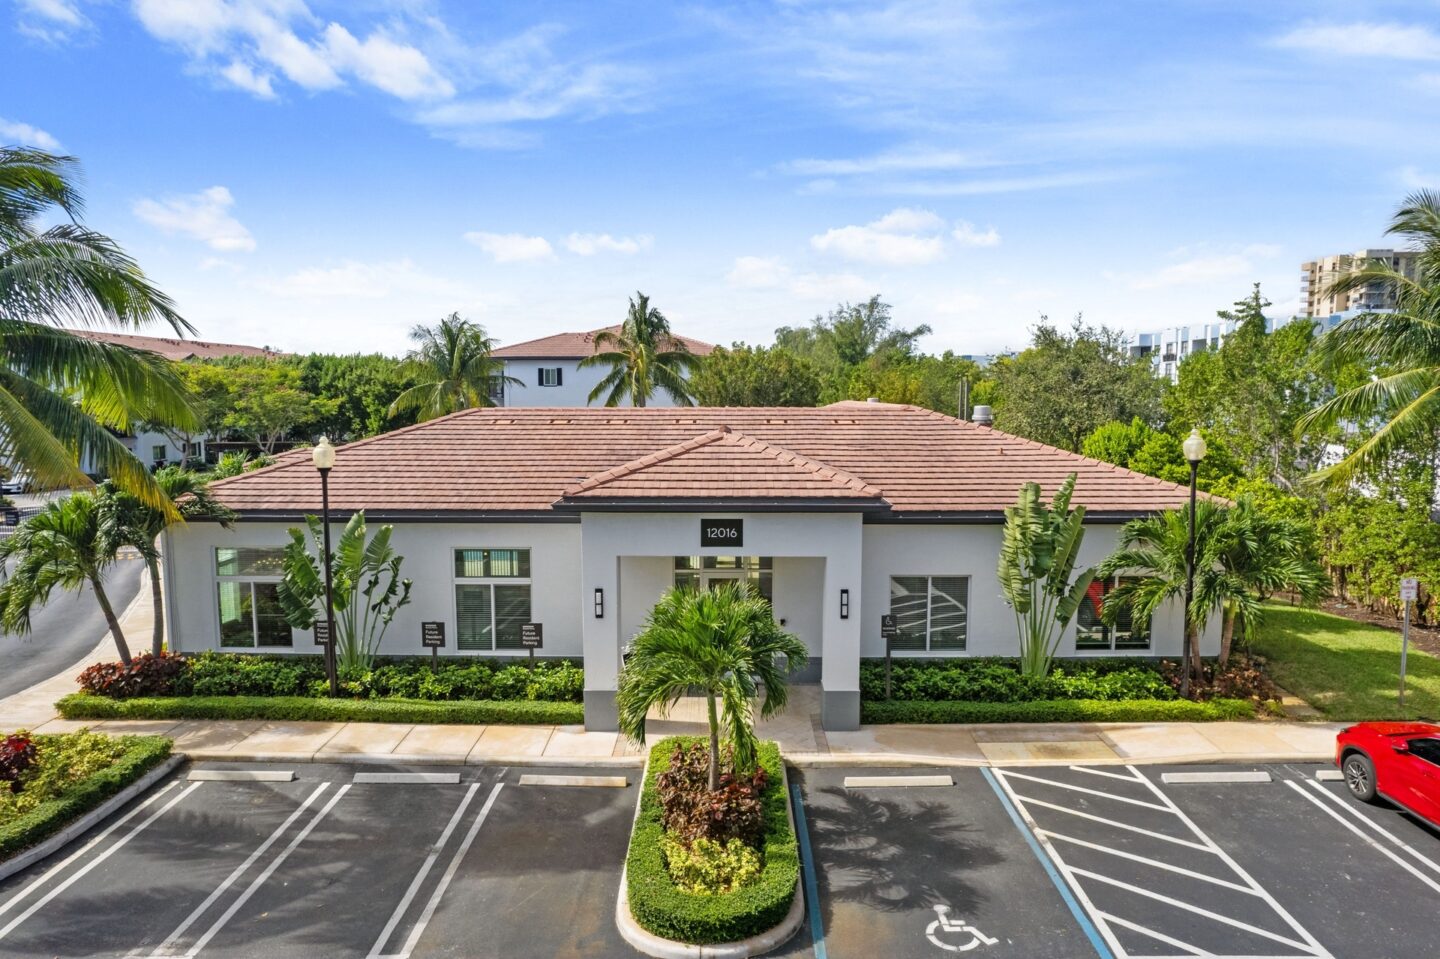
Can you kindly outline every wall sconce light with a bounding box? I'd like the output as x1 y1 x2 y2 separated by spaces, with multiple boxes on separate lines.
594 588 605 619
839 588 850 620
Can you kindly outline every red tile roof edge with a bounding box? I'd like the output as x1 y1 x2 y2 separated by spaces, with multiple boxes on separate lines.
492 325 715 358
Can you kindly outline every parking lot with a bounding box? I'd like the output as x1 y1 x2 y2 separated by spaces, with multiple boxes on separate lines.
2 760 1438 958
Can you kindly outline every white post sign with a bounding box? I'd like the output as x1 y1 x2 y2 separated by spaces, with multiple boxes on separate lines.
1400 577 1418 710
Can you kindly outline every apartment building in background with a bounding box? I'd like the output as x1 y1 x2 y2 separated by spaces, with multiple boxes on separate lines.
1301 249 1419 318
490 326 715 407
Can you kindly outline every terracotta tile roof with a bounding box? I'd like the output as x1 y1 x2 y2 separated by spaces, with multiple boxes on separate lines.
492 326 715 358
207 402 1212 519
65 329 288 361
560 427 886 504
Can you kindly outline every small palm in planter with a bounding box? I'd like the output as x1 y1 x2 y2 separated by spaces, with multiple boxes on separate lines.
617 583 807 790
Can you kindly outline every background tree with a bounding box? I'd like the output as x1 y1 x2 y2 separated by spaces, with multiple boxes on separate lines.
843 352 987 416
295 352 421 439
774 295 931 403
0 147 198 511
993 318 1162 451
580 292 697 407
689 344 822 407
218 362 338 453
997 474 1096 677
616 583 806 789
388 314 520 422
97 468 236 656
0 492 134 663
147 362 234 464
1081 417 1159 467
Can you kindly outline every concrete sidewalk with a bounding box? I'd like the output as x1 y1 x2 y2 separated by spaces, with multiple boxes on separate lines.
0 585 1346 768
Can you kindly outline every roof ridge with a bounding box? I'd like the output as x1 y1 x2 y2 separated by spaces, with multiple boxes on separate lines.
719 430 882 496
562 428 732 494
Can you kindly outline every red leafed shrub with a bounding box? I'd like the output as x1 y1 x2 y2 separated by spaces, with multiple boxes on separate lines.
0 733 36 793
78 652 191 699
656 742 768 849
1160 654 1280 705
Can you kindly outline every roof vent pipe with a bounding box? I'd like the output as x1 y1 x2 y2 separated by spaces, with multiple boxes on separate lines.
972 404 994 426
866 396 880 403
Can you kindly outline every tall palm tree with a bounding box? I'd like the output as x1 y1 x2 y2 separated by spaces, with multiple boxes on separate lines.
386 313 521 421
0 491 134 663
1298 190 1440 485
1 147 199 512
616 583 807 790
579 292 697 407
97 468 236 657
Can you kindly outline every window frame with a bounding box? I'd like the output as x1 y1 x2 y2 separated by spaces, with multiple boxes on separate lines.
452 547 533 654
886 574 969 654
537 366 563 387
1074 575 1152 652
213 546 296 651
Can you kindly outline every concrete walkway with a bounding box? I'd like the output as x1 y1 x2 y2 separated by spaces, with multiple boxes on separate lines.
0 586 1346 768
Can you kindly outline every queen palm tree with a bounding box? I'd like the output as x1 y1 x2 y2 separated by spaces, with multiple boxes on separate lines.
1 147 199 512
616 583 807 790
386 314 521 421
579 292 697 407
97 468 236 656
1297 191 1440 485
0 491 134 663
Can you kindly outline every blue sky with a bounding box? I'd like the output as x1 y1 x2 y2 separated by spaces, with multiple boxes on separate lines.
4 1 1440 356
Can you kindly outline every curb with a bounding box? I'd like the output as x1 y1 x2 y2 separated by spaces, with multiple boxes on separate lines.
0 753 185 883
183 750 646 768
614 755 804 959
783 751 1333 768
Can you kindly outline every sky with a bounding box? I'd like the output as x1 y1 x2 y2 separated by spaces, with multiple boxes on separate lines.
4 0 1440 357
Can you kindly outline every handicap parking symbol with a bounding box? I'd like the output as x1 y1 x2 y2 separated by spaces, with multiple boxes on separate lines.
925 904 997 952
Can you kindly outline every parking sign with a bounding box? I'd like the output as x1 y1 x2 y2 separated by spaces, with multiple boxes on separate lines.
1401 577 1419 602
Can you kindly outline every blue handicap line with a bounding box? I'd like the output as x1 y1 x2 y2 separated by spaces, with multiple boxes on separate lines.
789 781 828 959
980 767 1115 959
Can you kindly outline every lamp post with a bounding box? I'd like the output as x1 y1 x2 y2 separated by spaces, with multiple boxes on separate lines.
1181 427 1207 700
313 436 339 698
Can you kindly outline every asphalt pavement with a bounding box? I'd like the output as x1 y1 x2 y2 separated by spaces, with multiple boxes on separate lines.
0 556 145 700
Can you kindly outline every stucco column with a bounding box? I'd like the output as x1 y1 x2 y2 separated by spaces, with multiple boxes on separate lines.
819 521 864 731
579 520 622 731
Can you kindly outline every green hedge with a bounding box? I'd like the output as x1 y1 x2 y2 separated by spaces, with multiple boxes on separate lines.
860 657 1179 703
626 737 798 944
1 735 172 860
862 697 1254 724
57 693 583 726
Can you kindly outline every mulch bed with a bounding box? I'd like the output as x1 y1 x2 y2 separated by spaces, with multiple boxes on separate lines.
1317 598 1440 658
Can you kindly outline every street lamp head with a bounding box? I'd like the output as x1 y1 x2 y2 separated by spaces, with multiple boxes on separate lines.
312 436 337 471
1182 427 1207 465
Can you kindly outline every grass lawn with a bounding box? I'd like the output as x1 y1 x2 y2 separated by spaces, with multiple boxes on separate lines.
1249 603 1440 721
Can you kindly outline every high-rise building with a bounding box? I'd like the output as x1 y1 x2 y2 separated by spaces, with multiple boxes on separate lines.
1301 249 1420 318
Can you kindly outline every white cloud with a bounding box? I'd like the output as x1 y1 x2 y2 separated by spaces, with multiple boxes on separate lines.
952 221 1000 247
463 231 554 263
810 207 947 265
1274 22 1440 60
726 256 790 289
724 256 870 301
15 0 88 40
1401 165 1440 190
0 118 61 150
779 149 990 177
1119 244 1282 291
132 186 256 252
258 258 465 299
563 232 652 256
131 0 450 101
787 271 873 301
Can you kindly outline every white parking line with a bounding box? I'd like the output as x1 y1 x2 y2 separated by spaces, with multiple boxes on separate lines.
1038 829 1260 895
1301 780 1440 875
150 783 332 957
0 781 179 923
1284 781 1440 896
156 785 351 958
1070 765 1146 783
1004 793 1210 851
1003 770 1170 810
0 783 202 942
375 782 504 959
367 783 483 958
1095 911 1214 958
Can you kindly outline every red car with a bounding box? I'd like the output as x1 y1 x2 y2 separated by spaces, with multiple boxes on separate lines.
1336 721 1440 825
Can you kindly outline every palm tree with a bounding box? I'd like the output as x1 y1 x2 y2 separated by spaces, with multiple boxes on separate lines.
579 292 697 407
386 314 521 421
97 468 236 657
1298 191 1440 485
616 583 807 790
0 492 134 663
0 147 199 512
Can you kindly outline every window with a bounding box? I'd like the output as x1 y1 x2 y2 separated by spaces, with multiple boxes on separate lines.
888 576 968 652
538 366 563 387
674 556 773 603
1408 738 1440 768
1076 577 1151 650
151 444 167 462
215 547 292 648
455 548 531 651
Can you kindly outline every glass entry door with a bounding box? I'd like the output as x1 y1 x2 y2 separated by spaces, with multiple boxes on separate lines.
701 571 745 591
675 556 773 603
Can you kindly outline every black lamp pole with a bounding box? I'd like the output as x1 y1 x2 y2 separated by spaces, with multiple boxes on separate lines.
314 436 339 698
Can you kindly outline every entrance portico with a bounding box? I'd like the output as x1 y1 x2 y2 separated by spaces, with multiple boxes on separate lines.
578 510 865 731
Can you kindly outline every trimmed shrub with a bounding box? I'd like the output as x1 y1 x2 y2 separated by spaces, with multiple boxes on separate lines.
78 652 191 698
661 836 763 895
861 697 1254 725
656 742 768 848
626 738 797 945
55 693 583 726
0 734 171 860
860 658 1177 704
0 733 36 793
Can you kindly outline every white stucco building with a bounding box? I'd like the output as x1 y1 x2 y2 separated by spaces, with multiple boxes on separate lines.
163 402 1218 731
491 327 715 407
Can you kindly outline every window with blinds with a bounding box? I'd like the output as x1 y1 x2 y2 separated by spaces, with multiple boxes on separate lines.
215 547 292 648
888 576 969 652
455 549 532 652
